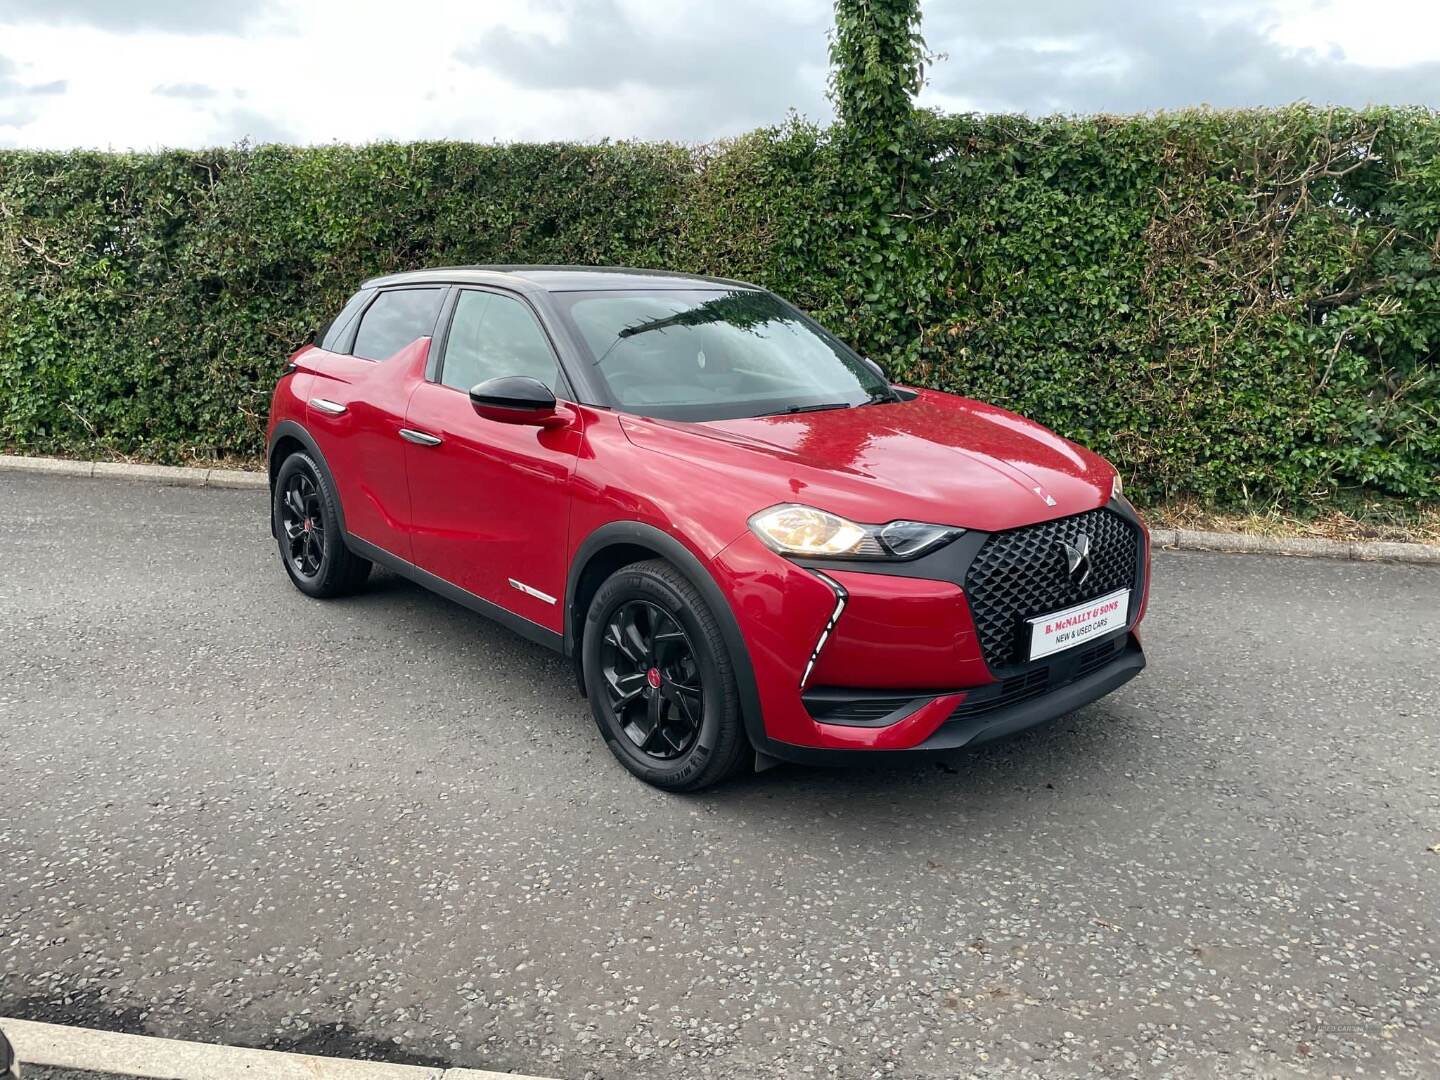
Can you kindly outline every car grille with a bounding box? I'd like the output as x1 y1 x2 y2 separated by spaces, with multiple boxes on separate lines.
947 634 1126 722
948 667 1050 720
964 507 1140 671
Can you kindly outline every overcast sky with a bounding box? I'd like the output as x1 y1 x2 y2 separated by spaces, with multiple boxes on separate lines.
1 0 1437 149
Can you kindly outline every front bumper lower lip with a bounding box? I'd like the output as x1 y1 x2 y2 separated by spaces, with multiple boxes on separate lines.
759 636 1146 766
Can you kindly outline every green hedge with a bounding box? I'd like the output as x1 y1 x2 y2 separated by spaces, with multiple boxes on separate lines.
2 106 1437 509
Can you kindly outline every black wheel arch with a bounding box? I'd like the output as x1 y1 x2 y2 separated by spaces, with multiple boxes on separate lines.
267 420 346 537
565 522 766 752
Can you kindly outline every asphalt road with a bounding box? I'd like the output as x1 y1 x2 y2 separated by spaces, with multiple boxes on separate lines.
2 473 1438 1079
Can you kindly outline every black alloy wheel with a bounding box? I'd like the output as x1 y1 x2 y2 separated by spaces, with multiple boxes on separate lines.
599 600 705 760
272 451 371 598
582 559 751 791
280 469 326 579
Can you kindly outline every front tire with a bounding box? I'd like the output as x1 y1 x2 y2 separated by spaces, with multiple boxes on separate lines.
273 451 371 598
582 560 750 791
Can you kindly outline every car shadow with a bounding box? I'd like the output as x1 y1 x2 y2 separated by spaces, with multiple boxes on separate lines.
697 706 1158 860
736 699 1146 795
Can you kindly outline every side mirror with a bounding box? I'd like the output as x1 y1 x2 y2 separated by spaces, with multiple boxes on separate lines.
470 376 566 427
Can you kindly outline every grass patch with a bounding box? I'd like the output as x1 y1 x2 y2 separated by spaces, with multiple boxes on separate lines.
1147 497 1440 545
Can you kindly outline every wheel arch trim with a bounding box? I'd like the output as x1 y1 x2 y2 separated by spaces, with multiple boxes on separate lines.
267 420 347 536
565 521 766 750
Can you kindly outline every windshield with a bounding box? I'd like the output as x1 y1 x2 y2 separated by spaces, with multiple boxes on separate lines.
550 288 893 421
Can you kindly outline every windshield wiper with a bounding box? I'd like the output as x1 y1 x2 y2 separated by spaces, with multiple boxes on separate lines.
859 388 901 406
780 401 851 415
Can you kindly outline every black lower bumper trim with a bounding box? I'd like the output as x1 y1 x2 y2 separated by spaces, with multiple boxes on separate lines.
800 686 934 727
759 636 1146 766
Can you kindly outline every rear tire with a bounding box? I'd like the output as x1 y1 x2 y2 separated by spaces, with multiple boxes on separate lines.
273 451 371 598
582 559 750 791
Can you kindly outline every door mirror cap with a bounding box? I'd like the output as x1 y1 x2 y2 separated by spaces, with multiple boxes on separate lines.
470 376 567 427
860 356 888 381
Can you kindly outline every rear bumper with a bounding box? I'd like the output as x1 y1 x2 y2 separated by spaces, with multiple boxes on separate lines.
754 634 1145 766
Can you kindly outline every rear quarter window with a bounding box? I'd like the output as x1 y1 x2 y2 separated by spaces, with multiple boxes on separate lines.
351 287 445 362
319 288 374 353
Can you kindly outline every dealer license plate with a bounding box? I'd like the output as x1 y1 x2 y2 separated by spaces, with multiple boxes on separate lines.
1027 589 1130 661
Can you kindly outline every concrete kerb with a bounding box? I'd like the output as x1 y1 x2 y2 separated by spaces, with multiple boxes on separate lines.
1 1018 556 1080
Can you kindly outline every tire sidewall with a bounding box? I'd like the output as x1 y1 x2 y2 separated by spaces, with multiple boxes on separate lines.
273 452 336 596
582 566 732 789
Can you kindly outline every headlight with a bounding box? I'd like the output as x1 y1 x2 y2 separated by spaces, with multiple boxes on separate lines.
748 505 868 556
1111 473 1125 500
748 504 963 560
877 520 964 558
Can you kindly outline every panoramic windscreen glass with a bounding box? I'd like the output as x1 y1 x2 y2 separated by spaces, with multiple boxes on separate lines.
553 289 893 421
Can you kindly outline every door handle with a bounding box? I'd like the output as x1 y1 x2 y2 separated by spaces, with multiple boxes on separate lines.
399 427 443 447
309 398 347 416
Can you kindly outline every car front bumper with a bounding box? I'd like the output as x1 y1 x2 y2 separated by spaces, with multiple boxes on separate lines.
755 633 1146 765
709 498 1151 757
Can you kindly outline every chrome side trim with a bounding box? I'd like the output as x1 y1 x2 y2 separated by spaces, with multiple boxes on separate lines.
309 398 347 416
799 571 848 689
509 578 558 605
398 428 443 447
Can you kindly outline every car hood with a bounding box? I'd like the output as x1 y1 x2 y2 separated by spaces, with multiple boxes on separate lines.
618 389 1117 533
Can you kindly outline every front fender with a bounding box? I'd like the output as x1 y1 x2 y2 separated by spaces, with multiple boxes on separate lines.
564 520 767 754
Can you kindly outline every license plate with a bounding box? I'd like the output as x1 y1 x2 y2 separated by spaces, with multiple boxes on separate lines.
1027 589 1130 661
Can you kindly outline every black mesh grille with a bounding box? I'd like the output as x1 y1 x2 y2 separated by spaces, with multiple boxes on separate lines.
964 508 1139 671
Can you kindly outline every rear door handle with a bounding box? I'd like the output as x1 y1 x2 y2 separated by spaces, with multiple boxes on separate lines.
399 427 443 447
309 398 347 416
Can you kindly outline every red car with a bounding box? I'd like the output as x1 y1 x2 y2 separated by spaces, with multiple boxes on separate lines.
267 267 1150 790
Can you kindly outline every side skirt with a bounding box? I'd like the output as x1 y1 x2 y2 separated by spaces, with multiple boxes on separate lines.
344 533 564 654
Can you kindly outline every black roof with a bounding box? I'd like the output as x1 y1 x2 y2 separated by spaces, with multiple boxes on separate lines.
362 265 760 293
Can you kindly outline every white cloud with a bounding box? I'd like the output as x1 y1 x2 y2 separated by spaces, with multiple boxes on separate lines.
0 0 1437 150
1267 0 1440 68
918 0 1440 116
